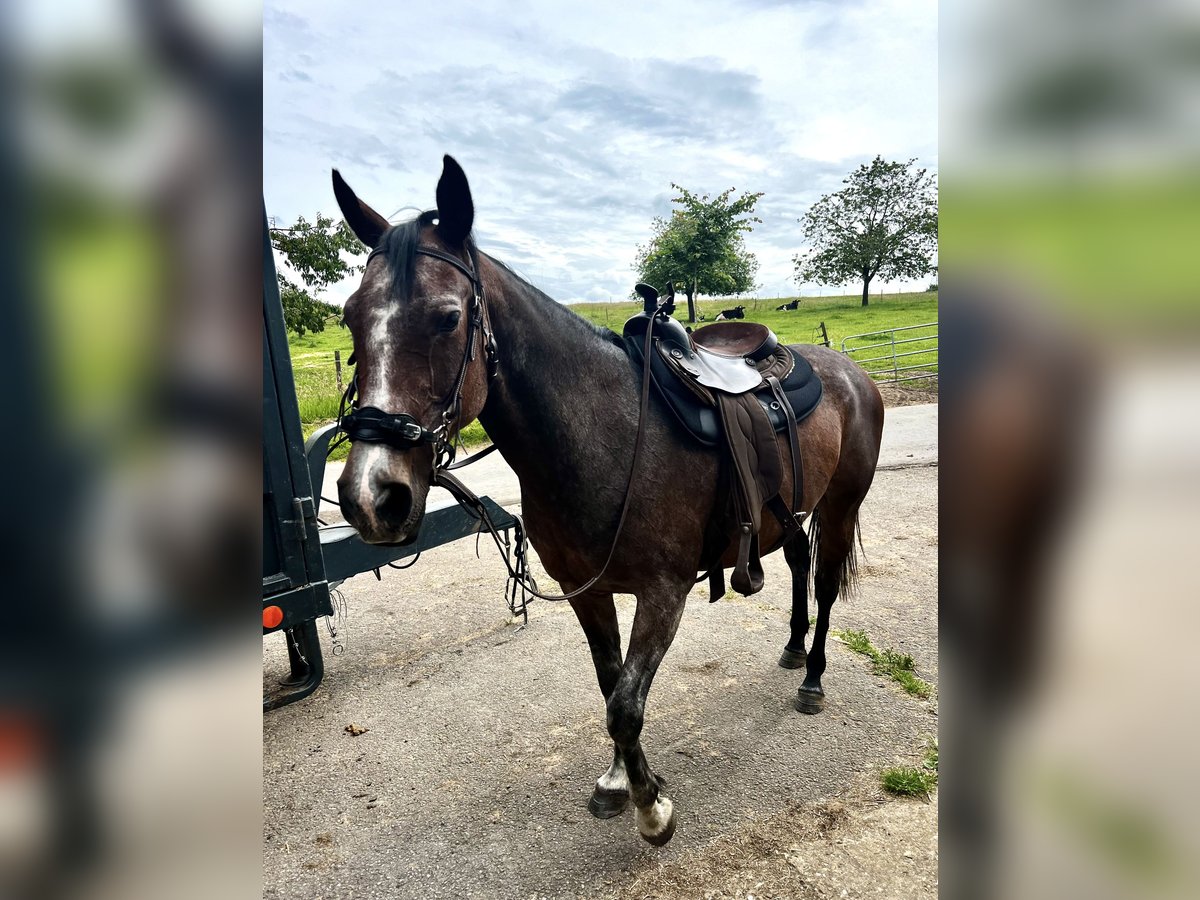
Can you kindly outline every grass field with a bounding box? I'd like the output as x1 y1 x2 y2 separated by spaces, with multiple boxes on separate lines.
289 289 939 454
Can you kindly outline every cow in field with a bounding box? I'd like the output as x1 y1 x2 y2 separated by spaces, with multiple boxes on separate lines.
716 305 746 320
775 299 800 311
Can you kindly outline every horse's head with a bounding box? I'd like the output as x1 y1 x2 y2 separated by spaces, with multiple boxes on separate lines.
332 156 492 544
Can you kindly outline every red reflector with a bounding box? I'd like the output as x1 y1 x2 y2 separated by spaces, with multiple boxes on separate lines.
263 605 284 629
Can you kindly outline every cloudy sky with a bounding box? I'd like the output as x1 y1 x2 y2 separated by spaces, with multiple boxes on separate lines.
264 0 936 304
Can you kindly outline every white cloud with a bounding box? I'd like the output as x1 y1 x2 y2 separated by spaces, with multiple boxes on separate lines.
264 0 936 303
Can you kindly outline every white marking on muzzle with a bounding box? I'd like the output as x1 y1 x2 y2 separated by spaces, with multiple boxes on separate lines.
352 443 392 533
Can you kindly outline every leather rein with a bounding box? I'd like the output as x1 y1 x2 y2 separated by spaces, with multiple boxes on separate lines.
336 243 663 609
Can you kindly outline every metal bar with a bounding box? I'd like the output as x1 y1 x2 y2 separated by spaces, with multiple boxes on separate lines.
840 321 938 352
860 363 938 376
853 348 941 365
872 372 940 384
842 339 897 354
842 334 940 353
880 335 938 348
319 498 517 585
878 362 940 375
854 352 912 365
844 321 940 339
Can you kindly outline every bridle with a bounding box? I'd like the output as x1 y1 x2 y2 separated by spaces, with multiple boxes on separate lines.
335 240 666 617
338 243 498 471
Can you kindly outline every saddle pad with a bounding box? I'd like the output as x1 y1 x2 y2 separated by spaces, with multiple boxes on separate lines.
626 339 823 447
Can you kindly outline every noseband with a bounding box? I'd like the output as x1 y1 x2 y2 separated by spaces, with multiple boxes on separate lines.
338 244 498 468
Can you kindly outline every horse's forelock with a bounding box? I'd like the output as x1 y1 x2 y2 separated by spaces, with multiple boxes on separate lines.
364 209 449 300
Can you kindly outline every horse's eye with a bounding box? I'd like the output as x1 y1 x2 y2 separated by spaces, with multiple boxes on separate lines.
438 310 462 333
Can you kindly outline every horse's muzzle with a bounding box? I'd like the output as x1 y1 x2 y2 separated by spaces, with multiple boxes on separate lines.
337 445 429 544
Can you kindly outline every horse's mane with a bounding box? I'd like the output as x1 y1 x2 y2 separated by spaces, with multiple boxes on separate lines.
372 211 625 352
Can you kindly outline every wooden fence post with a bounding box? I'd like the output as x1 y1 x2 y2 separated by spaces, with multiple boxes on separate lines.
334 350 343 394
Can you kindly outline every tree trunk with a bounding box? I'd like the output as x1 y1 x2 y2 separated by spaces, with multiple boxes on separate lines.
686 283 697 323
861 272 871 307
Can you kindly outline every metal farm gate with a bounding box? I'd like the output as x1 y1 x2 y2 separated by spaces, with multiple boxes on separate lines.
840 322 939 384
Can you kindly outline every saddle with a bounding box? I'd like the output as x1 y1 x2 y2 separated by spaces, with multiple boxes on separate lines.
623 284 823 599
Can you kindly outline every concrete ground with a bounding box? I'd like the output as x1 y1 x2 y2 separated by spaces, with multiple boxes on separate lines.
264 404 937 899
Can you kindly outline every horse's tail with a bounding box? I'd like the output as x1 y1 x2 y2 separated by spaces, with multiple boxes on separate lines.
806 505 864 600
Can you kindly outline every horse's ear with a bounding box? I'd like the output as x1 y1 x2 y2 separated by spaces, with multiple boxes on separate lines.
332 169 389 249
664 281 675 299
435 155 474 246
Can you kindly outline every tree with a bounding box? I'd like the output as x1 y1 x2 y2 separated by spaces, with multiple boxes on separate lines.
269 213 366 335
794 156 937 307
634 184 763 322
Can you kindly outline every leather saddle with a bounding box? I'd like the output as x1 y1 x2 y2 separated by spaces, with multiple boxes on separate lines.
622 295 822 447
622 284 823 599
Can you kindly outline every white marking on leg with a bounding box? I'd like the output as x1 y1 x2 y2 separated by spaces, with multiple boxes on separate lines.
635 795 674 839
596 756 628 793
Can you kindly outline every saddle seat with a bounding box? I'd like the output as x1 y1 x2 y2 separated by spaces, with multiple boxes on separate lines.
692 320 778 359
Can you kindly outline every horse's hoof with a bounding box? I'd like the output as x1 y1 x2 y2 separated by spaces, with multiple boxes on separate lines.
778 647 807 669
795 686 825 714
588 785 630 819
636 796 677 847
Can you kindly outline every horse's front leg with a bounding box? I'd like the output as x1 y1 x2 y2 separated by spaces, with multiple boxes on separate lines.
568 591 629 818
607 581 687 846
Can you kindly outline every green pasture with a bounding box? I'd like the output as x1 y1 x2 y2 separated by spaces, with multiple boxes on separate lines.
289 290 938 455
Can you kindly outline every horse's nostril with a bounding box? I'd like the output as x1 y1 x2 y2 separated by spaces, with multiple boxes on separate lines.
374 480 413 528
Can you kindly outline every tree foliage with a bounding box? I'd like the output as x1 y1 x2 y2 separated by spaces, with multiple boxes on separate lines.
634 184 762 321
793 156 937 306
269 213 366 335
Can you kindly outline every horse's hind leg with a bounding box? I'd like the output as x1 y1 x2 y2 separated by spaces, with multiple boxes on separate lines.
608 581 687 846
796 496 864 714
778 529 811 669
568 591 629 818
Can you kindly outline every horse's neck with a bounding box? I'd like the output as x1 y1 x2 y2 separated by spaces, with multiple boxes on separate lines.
476 266 636 503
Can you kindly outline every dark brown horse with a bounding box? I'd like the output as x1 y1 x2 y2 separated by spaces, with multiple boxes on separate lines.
332 156 884 846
